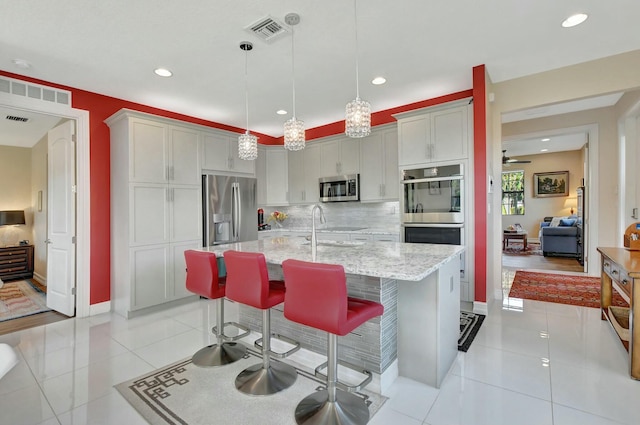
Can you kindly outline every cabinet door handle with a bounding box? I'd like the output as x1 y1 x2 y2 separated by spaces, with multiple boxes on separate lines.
604 262 610 268
612 270 619 275
621 279 629 286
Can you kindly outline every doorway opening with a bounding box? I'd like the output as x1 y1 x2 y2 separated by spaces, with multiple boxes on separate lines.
0 90 91 324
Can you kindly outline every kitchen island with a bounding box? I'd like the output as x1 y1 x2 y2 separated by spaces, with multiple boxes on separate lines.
201 236 464 390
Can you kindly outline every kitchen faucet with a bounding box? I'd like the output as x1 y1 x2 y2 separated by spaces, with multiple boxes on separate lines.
311 204 326 260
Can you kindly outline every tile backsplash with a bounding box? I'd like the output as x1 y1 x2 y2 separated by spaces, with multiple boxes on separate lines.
262 201 400 230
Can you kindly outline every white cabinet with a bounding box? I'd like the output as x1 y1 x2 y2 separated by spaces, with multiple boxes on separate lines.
397 103 470 166
129 120 200 185
320 138 360 176
256 145 267 206
256 145 290 206
106 110 202 318
202 131 255 174
265 148 289 205
360 127 399 201
288 144 321 204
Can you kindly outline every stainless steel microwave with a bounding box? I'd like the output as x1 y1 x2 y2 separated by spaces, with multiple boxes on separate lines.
319 174 360 202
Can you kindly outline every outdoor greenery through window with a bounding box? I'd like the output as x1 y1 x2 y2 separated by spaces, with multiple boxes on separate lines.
502 170 525 215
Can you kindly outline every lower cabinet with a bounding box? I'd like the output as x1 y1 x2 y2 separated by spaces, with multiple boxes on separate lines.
125 240 200 315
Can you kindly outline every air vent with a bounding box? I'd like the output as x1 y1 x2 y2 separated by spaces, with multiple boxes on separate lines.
6 115 29 122
0 76 72 106
245 15 289 42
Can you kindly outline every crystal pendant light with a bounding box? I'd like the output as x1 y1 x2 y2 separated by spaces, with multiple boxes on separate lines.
283 13 305 151
345 0 371 138
238 41 258 161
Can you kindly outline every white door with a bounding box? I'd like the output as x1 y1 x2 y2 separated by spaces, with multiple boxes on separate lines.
46 121 76 316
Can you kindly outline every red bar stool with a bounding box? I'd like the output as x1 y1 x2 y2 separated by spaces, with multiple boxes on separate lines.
282 259 384 425
184 250 249 367
224 250 300 396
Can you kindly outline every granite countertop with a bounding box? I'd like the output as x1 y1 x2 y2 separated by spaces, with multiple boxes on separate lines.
201 237 463 281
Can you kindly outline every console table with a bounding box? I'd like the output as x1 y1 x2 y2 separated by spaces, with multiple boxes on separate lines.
0 245 34 282
598 247 639 380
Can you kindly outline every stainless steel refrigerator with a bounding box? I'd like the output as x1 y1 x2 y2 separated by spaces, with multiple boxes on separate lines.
202 174 257 246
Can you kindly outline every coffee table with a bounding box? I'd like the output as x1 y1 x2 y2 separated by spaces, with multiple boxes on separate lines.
503 230 528 251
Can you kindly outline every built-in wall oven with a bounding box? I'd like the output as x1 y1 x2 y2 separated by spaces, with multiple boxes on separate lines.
401 163 465 278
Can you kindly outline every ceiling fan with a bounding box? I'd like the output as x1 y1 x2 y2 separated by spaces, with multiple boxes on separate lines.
502 150 531 164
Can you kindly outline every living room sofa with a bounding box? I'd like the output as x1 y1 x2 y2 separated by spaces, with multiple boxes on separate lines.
539 216 580 257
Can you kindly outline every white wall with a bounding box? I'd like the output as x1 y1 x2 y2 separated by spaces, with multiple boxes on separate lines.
0 145 32 246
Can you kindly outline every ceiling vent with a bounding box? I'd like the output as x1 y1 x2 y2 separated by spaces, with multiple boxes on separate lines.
5 115 29 122
245 15 289 42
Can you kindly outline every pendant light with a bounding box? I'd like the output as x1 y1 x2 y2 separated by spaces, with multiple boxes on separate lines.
238 41 258 161
345 0 371 138
283 13 305 151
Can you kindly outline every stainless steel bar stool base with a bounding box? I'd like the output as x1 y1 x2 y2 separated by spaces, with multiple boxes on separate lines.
191 342 246 368
294 389 370 425
235 361 297 396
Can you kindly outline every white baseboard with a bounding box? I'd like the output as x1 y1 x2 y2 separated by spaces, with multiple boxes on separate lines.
89 301 111 316
473 301 488 315
33 272 46 285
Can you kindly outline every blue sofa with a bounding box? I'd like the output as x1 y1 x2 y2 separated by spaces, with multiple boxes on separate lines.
539 216 580 257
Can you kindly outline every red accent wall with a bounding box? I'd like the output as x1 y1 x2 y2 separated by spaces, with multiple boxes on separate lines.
269 90 474 144
2 69 485 306
472 65 487 303
0 70 275 304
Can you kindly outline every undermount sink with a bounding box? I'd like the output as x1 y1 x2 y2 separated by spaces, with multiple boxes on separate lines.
321 226 367 231
301 240 365 247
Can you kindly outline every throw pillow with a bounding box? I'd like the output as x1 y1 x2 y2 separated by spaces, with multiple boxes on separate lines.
549 217 562 227
560 218 577 226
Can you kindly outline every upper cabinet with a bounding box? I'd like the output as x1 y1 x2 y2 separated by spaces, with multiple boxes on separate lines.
202 132 255 175
129 119 200 185
257 146 289 206
396 103 471 167
288 143 321 204
360 127 399 202
320 138 360 177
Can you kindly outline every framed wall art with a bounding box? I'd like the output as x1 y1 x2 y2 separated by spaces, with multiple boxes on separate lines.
533 170 569 197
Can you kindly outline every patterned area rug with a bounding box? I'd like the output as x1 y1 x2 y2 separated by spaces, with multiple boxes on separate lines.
0 280 51 322
459 311 485 352
508 271 627 308
116 348 386 425
503 241 542 255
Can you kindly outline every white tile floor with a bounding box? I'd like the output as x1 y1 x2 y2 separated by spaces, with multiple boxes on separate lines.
1 271 640 425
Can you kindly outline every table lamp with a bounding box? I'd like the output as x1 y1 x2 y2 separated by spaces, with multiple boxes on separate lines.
564 197 577 215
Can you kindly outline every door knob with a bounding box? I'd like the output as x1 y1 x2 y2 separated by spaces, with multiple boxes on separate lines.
44 239 52 244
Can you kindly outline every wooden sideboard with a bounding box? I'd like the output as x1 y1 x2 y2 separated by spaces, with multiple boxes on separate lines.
598 247 639 380
0 245 34 282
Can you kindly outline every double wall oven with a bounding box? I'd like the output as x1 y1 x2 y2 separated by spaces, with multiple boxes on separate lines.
401 163 465 277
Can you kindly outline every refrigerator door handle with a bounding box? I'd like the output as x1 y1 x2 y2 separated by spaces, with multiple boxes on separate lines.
236 182 242 240
232 182 240 241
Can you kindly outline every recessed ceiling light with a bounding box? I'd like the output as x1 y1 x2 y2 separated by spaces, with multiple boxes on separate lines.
12 59 31 69
371 77 386 85
154 68 173 77
276 109 287 115
562 13 588 28
541 138 550 142
541 149 549 152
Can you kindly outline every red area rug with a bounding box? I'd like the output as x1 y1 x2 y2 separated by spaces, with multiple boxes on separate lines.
508 271 627 308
